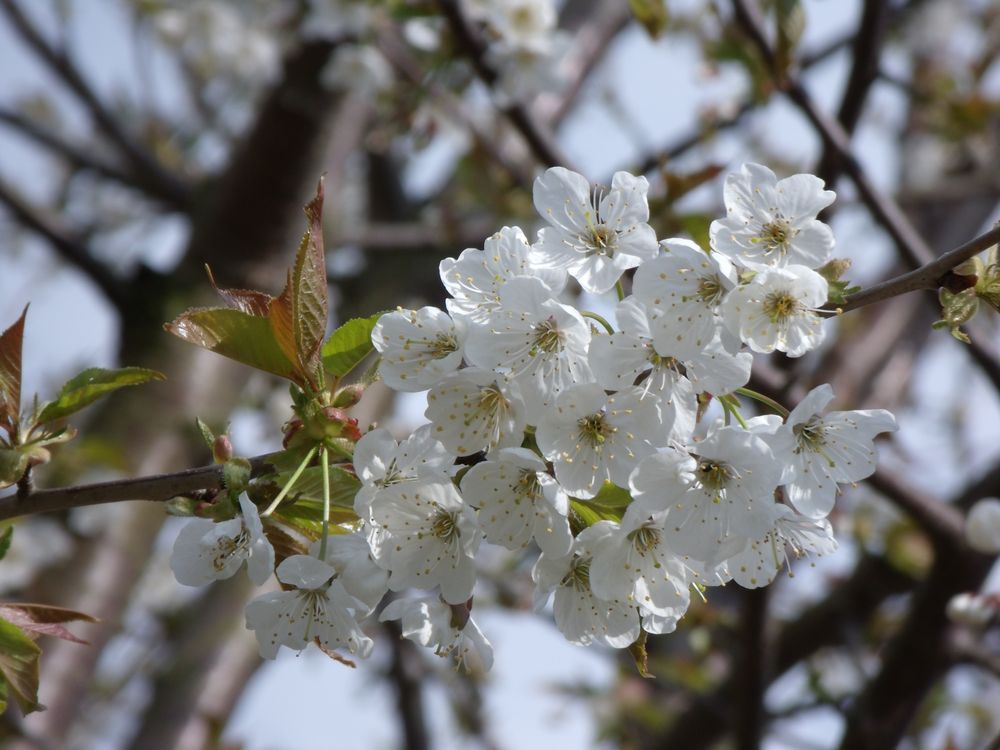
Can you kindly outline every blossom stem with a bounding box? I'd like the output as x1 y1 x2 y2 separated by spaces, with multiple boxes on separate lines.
736 387 790 418
721 395 749 429
261 445 317 517
615 280 626 301
581 311 614 334
319 445 332 559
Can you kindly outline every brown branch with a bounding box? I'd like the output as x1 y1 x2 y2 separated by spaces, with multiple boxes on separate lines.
728 0 1000 393
736 587 769 750
0 178 131 315
0 0 191 210
814 0 891 185
0 454 277 523
0 108 141 192
437 0 575 170
839 223 1000 313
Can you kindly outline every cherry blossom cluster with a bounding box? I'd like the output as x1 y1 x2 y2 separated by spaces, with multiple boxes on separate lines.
169 163 897 673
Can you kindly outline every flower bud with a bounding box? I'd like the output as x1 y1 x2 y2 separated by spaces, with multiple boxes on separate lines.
213 434 234 464
332 384 364 408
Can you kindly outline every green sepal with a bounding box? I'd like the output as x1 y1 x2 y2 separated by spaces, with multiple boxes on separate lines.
222 457 252 498
0 448 29 490
36 367 165 424
195 418 216 451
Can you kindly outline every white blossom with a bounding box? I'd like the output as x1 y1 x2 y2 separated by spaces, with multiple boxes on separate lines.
710 163 835 270
630 427 782 565
722 265 828 357
460 447 572 557
584 509 691 621
380 597 493 673
352 425 453 517
368 479 480 604
535 383 668 499
532 167 658 294
372 307 465 392
440 226 565 324
310 533 388 615
532 537 640 648
965 498 1000 555
425 368 527 456
770 384 897 518
170 494 274 587
726 504 837 588
464 276 593 413
633 238 738 359
244 555 373 659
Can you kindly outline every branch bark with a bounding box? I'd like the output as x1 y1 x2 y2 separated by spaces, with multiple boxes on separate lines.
0 0 191 210
437 0 575 171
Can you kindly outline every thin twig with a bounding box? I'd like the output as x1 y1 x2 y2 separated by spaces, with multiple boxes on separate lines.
839 223 1000 313
0 108 140 191
0 0 191 210
0 453 277 522
437 0 575 170
0 178 131 315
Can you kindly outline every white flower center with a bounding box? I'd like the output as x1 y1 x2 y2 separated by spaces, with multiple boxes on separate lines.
628 523 661 554
560 556 592 592
531 316 564 355
212 528 250 572
577 412 612 448
756 218 796 254
431 508 461 542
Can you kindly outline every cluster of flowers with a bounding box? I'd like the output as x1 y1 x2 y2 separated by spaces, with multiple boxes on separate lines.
170 163 896 673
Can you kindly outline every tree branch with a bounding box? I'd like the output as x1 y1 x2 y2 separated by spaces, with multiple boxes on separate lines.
729 0 1000 392
437 0 575 170
839 223 1000 313
0 454 277 523
0 0 191 210
0 108 141 192
0 178 131 315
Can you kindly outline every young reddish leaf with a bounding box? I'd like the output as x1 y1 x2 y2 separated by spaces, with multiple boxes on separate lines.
321 313 382 379
205 266 273 315
0 604 98 645
273 179 329 385
36 367 166 425
0 305 28 432
166 308 301 384
0 617 43 714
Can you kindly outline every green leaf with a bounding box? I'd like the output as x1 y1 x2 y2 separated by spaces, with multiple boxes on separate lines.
275 464 361 509
0 305 28 432
588 482 633 513
0 526 12 562
629 0 668 38
0 617 42 714
166 307 300 383
37 367 165 424
272 180 329 383
322 313 382 379
0 603 97 644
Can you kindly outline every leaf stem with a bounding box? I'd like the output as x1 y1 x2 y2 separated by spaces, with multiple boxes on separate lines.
581 311 614 334
319 446 331 560
736 387 790 418
261 445 317 517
